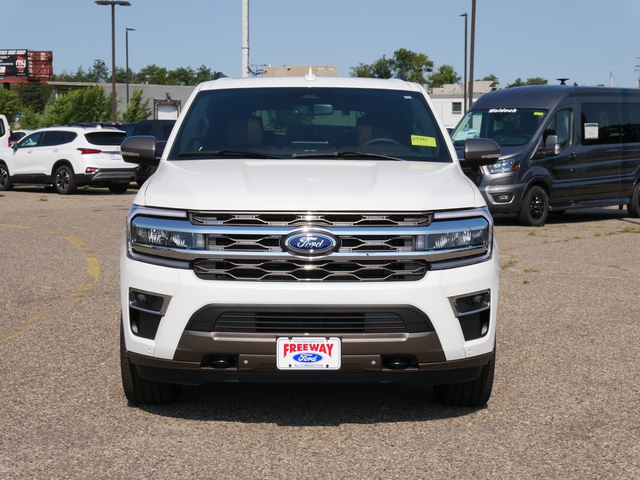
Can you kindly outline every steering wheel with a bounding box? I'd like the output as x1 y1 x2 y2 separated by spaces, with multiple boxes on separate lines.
362 138 402 146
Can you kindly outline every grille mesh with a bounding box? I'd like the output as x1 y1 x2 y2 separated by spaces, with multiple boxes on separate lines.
193 258 428 282
190 211 432 227
187 306 434 334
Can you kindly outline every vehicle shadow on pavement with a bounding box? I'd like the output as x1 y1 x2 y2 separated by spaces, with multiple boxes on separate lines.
132 383 484 425
9 186 137 196
491 207 637 226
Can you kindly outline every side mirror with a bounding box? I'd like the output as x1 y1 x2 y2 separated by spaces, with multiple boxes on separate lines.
121 136 159 167
544 134 561 156
459 138 500 167
11 142 19 150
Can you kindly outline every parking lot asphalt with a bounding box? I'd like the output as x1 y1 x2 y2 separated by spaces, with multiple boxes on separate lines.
1 186 639 479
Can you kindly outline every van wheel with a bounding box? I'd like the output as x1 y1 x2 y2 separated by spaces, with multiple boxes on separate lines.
54 165 77 194
120 322 181 405
628 182 640 218
434 353 495 407
518 186 548 226
0 163 13 191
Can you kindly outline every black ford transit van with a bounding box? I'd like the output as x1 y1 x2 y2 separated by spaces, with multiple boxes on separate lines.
452 86 640 225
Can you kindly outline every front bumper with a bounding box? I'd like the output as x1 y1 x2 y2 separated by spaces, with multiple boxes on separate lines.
129 349 495 386
120 239 499 384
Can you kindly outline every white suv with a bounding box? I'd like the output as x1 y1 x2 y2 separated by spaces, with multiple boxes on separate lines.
119 74 500 406
0 125 135 194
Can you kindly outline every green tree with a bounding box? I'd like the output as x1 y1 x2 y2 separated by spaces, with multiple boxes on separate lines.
167 66 196 85
120 88 150 122
194 65 214 84
44 86 112 125
506 77 547 88
13 83 53 114
350 48 434 85
479 74 498 82
136 64 169 85
87 59 110 83
17 107 46 130
0 88 22 125
428 64 461 88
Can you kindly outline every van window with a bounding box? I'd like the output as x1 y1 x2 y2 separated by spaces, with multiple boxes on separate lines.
451 108 547 147
543 109 572 149
623 103 640 143
581 103 621 145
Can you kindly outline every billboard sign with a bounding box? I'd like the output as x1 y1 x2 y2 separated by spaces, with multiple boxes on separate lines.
0 49 28 77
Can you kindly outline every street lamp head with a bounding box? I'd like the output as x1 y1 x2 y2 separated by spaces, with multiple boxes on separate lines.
126 27 136 31
95 1 131 6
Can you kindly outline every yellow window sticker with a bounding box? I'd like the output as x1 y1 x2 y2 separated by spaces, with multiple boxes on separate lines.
534 111 545 116
411 135 437 147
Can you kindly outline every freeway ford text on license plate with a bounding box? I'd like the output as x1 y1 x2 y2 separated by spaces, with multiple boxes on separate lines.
276 337 341 370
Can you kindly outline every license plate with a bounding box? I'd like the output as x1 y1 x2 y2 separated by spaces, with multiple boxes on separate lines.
111 153 122 160
277 337 341 370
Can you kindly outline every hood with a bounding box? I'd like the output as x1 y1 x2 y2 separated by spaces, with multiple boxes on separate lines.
134 159 483 212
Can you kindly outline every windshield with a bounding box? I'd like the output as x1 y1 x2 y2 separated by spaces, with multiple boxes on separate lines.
451 108 547 147
169 87 451 162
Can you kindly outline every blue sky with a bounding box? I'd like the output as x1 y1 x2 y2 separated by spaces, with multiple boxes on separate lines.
4 0 640 88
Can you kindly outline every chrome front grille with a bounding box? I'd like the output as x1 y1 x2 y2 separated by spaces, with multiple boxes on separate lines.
207 234 414 253
193 258 428 282
129 208 493 282
190 211 433 227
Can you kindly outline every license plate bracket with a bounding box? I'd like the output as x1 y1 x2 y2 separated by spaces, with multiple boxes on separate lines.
276 337 341 370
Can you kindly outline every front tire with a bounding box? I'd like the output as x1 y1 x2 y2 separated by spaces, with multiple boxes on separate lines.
120 322 181 405
0 163 13 191
518 186 549 226
53 165 77 194
628 182 640 218
434 353 495 407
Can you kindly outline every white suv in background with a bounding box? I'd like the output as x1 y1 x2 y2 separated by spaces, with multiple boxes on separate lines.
119 74 501 407
0 125 135 194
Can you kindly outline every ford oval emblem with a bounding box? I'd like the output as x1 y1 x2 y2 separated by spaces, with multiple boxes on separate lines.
293 353 322 363
281 229 340 256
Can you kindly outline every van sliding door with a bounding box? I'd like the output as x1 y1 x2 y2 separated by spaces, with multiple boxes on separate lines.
575 102 622 201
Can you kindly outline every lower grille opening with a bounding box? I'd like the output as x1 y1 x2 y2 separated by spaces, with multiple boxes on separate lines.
187 305 433 334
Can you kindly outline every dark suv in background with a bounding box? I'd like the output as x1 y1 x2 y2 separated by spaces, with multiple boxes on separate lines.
122 120 176 185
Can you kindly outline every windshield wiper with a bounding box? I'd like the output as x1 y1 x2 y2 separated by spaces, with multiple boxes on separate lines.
178 150 281 159
292 151 406 161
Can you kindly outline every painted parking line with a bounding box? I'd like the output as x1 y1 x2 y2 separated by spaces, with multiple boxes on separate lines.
0 224 100 343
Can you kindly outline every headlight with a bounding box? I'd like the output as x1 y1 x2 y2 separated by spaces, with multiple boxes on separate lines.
487 155 521 174
416 226 488 251
130 217 205 250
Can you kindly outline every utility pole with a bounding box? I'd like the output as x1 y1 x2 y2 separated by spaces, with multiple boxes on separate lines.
242 0 250 77
460 13 468 113
468 0 476 109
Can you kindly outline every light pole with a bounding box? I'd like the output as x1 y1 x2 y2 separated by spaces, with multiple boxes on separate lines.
468 0 476 109
460 13 468 113
95 0 131 122
126 27 135 105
